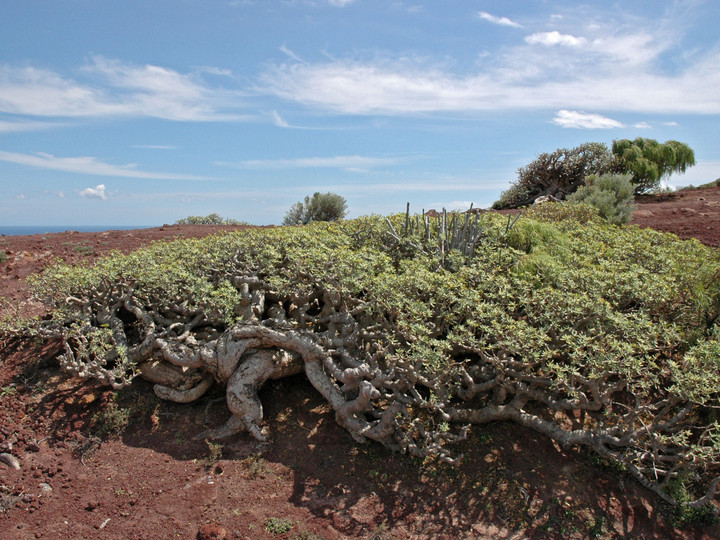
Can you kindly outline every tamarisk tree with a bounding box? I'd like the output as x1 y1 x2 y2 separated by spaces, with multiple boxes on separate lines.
612 138 696 194
14 208 720 510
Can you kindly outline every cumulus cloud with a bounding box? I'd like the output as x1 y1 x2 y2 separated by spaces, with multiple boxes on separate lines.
525 31 586 47
552 110 623 129
79 184 107 200
478 12 522 28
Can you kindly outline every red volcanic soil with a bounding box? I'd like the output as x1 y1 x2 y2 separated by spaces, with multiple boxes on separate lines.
1 191 719 540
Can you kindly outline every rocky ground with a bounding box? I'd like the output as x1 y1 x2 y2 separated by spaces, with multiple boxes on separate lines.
0 188 719 539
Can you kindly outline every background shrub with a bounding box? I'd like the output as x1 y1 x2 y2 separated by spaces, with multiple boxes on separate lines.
612 138 696 194
567 173 637 224
175 213 249 225
493 142 618 209
522 201 600 226
283 192 347 225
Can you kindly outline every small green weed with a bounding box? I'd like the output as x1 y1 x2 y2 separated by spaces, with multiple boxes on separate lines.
91 386 159 439
72 244 94 254
292 529 324 540
265 517 295 536
243 453 269 479
668 504 720 527
200 439 223 469
588 515 607 538
0 384 17 397
92 400 131 438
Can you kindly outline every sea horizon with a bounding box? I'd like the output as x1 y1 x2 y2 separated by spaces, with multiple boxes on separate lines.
0 225 156 237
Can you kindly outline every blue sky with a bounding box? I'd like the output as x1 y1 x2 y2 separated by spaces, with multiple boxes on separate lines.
1 0 719 226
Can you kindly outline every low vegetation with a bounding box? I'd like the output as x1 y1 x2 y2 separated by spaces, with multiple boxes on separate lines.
493 138 696 209
174 213 250 226
567 173 637 225
6 207 720 514
283 192 347 225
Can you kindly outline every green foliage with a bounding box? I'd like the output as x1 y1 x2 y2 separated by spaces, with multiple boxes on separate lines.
174 213 249 225
16 211 720 507
522 201 600 226
493 142 618 209
612 138 696 194
567 173 637 225
91 386 159 438
679 178 720 191
91 399 131 438
282 192 347 225
265 517 295 535
201 440 223 469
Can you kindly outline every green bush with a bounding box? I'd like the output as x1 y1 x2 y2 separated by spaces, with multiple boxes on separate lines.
522 202 600 226
493 143 617 209
612 138 696 194
679 178 720 191
282 192 347 225
14 212 720 510
567 173 637 224
174 213 249 225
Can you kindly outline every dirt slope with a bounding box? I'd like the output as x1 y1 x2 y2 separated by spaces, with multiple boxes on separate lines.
1 191 719 539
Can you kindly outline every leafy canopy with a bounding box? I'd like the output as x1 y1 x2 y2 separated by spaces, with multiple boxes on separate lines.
282 192 348 226
494 138 697 209
612 138 696 194
493 142 618 209
567 173 637 224
175 213 249 225
15 210 720 509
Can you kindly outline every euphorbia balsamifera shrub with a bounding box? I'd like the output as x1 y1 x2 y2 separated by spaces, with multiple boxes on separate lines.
16 211 720 510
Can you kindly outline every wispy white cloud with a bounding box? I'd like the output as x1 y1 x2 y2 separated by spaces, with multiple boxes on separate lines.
279 45 305 64
478 11 522 29
215 154 403 170
259 9 720 116
0 57 247 122
79 184 107 200
0 119 64 133
0 150 216 180
525 31 586 47
15 193 26 200
131 144 177 150
271 110 290 128
552 110 623 129
326 0 356 6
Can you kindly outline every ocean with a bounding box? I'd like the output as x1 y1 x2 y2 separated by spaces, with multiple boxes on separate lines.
0 225 155 237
